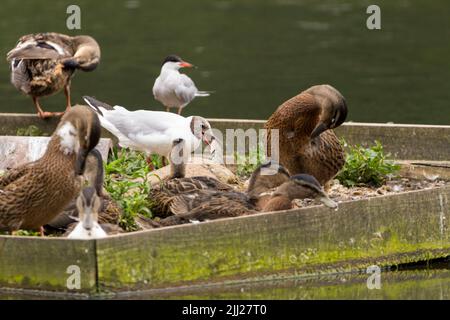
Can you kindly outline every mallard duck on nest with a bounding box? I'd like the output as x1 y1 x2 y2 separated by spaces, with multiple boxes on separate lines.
145 139 337 227
0 105 101 235
6 32 101 118
265 84 348 187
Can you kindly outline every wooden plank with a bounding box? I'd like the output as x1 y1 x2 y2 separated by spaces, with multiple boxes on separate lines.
209 119 450 161
1 113 449 160
0 113 59 136
334 122 450 161
95 185 450 292
0 237 97 293
0 137 112 170
397 161 450 180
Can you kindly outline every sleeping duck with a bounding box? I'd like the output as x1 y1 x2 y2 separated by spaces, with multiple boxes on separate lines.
155 171 337 227
147 140 336 226
265 84 348 187
148 139 289 218
149 138 234 218
0 105 101 235
6 32 101 118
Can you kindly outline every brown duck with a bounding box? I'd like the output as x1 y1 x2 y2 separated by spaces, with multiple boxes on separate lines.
149 138 234 218
6 32 101 118
46 148 122 233
151 161 337 227
0 105 101 234
265 84 348 186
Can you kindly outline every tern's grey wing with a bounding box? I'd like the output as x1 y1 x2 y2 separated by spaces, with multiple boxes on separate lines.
174 74 197 104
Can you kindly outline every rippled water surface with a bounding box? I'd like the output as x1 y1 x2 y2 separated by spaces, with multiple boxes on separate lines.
0 0 449 123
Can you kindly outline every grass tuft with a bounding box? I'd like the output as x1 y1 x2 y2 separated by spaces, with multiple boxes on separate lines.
234 144 265 178
104 147 162 231
336 140 401 188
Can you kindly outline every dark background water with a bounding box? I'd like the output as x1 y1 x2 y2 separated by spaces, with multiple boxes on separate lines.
0 0 449 124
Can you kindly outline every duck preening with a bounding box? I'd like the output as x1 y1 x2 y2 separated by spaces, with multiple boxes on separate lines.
0 105 101 234
6 32 101 118
46 148 122 233
153 54 210 114
83 96 216 166
67 187 108 239
265 84 348 186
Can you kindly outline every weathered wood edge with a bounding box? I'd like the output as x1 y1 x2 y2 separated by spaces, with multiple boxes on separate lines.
1 113 449 160
94 184 450 294
0 185 448 297
0 237 97 294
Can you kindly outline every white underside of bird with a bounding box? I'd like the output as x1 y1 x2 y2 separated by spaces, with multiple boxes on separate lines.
83 97 203 158
153 60 209 112
67 222 107 239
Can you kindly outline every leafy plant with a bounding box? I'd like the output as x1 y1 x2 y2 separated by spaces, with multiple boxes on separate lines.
16 125 47 136
336 140 401 188
12 230 41 237
104 147 162 231
234 144 265 178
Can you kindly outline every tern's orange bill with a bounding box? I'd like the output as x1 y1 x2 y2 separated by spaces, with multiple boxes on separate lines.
179 61 194 68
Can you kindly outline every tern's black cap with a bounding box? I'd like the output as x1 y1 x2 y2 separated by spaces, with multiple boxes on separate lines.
162 54 182 66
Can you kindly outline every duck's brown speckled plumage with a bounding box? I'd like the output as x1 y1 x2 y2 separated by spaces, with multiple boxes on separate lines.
150 176 234 218
47 149 122 231
148 138 235 218
265 84 348 186
0 106 101 232
157 174 336 227
152 162 336 227
7 32 100 118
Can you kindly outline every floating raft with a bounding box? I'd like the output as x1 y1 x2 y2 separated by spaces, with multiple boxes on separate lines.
0 113 449 297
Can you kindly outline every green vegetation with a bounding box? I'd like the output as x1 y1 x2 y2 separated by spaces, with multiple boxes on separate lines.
12 230 41 237
104 147 162 231
234 144 265 178
337 140 401 188
16 125 47 136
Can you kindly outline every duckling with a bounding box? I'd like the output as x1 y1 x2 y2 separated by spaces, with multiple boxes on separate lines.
157 173 337 227
67 187 107 239
150 138 234 218
46 149 122 232
6 32 101 118
0 105 101 234
265 84 348 186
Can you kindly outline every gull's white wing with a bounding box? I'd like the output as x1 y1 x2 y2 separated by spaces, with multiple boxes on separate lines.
105 108 186 137
102 108 192 154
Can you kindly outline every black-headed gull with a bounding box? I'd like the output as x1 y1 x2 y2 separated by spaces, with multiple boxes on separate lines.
152 55 210 115
83 96 215 162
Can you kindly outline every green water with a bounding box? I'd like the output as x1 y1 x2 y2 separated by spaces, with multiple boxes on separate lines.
0 0 449 124
1 268 450 300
